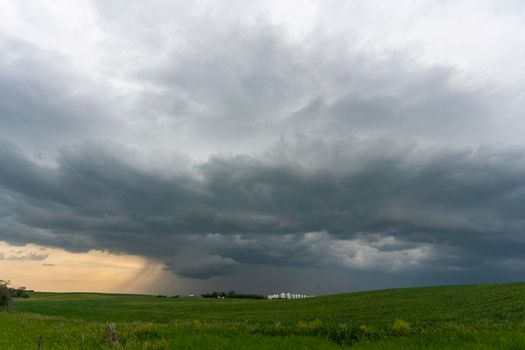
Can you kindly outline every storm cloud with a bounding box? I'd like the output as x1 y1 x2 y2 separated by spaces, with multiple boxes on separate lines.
1 0 525 291
1 137 525 280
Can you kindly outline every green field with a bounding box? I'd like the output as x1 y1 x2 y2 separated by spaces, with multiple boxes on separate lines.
2 282 525 349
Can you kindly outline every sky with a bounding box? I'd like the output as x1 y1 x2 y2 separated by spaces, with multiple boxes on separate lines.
1 0 525 295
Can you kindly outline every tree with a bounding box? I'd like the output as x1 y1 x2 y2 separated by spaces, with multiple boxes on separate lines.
0 280 12 311
10 286 28 298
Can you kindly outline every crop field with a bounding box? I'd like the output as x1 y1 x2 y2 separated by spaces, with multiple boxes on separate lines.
2 282 525 349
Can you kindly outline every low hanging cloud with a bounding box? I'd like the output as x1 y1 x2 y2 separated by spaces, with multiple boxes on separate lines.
0 249 48 261
1 137 525 279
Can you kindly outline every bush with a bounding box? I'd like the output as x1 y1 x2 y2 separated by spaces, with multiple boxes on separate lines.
359 324 375 336
192 320 203 330
392 319 412 335
0 280 12 311
324 323 368 345
296 319 323 334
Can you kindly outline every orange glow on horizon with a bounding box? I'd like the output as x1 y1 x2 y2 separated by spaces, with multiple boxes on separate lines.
0 241 166 294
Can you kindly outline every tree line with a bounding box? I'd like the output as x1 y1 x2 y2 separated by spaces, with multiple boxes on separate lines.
201 291 265 299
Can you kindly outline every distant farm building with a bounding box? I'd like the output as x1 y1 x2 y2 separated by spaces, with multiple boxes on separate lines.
267 292 315 299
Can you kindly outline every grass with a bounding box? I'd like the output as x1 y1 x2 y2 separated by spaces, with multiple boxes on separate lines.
3 282 525 349
0 313 341 350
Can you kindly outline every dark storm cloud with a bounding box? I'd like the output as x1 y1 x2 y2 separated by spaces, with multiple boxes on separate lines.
164 253 240 279
1 138 525 278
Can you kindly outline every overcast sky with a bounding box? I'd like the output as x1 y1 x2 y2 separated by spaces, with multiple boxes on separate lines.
1 0 525 295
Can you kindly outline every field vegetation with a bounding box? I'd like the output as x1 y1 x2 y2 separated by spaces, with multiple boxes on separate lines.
2 282 525 349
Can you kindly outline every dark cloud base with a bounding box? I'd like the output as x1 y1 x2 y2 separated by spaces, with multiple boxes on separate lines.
1 138 525 282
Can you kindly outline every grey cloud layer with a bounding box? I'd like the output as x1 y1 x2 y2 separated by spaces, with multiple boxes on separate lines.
132 25 498 149
1 138 525 278
0 38 120 153
1 2 525 288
